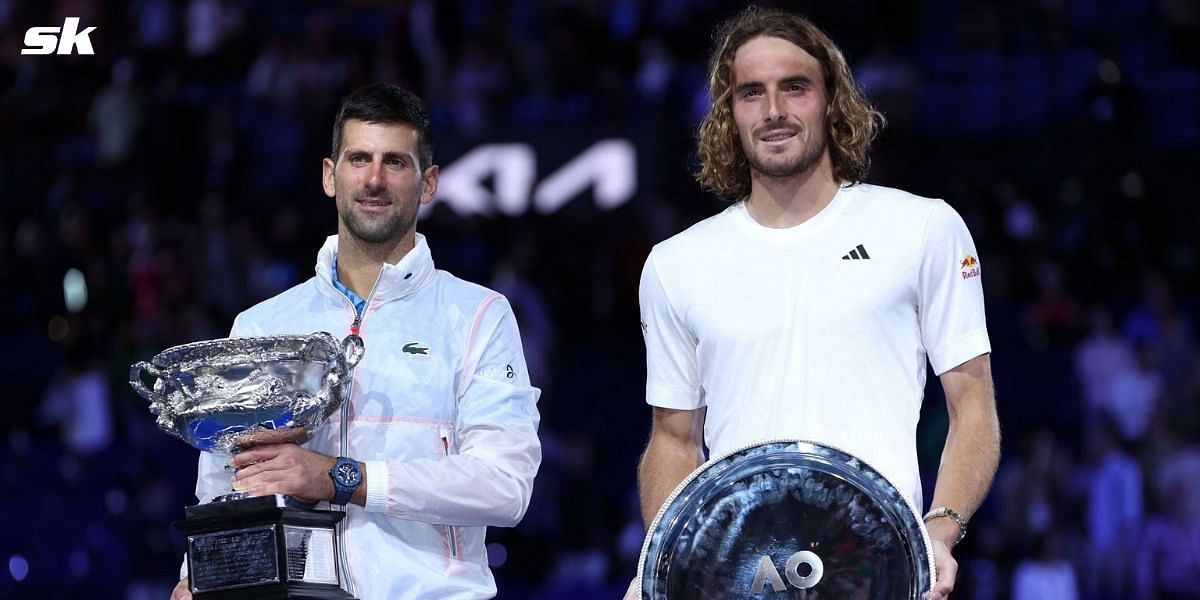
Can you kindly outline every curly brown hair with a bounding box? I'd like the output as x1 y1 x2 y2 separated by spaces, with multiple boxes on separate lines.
695 6 884 200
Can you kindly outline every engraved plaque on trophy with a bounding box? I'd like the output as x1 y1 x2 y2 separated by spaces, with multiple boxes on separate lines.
130 332 364 599
638 439 936 599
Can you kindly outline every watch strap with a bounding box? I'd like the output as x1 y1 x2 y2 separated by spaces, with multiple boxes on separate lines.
923 506 968 545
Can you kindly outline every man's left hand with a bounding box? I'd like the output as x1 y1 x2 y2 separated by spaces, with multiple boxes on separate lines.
928 538 957 600
229 443 336 503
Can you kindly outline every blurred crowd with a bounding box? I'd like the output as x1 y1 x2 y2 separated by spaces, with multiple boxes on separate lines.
1 0 1198 598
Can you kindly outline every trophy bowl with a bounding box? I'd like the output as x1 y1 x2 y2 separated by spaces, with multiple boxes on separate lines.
638 439 935 599
129 332 361 455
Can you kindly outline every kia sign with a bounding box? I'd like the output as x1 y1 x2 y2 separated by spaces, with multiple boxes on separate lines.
427 138 638 217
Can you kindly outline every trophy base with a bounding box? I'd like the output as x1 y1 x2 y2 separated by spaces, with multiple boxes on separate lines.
193 581 355 599
176 495 357 600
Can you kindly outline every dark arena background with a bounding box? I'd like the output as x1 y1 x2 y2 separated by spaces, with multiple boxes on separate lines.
2 1 1198 598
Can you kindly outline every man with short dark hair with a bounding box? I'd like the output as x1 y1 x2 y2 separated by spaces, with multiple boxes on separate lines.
173 83 542 599
635 8 1000 599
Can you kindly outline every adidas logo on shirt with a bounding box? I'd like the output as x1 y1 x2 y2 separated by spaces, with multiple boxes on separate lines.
841 244 871 260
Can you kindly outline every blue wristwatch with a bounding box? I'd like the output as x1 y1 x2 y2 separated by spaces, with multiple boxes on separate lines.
329 456 362 506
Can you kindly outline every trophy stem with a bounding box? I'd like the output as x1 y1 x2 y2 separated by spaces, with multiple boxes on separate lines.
212 491 251 503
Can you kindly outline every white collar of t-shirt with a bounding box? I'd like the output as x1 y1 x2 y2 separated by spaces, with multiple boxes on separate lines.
729 183 851 242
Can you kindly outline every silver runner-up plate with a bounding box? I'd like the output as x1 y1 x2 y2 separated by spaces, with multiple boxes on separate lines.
638 439 935 599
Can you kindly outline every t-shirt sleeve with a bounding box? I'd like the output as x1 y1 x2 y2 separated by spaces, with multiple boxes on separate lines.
917 201 991 374
639 250 703 409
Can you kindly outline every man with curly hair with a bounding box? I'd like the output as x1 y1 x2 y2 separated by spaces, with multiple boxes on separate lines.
634 7 1000 599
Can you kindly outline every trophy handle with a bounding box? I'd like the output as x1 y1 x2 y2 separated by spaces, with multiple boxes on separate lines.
340 334 365 369
129 361 167 404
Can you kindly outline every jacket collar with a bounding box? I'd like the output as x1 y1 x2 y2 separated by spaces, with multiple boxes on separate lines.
314 233 437 304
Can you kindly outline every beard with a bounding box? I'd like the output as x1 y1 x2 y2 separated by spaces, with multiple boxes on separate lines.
339 191 415 244
745 126 828 180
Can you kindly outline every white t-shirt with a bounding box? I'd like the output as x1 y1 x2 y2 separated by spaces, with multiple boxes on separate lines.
639 183 990 508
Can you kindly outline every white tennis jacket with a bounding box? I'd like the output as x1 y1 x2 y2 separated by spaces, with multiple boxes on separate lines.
191 233 542 599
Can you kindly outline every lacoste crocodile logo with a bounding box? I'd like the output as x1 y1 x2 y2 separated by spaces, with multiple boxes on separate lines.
402 342 429 355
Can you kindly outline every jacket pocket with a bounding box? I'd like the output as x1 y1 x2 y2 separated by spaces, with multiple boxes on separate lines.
440 427 461 560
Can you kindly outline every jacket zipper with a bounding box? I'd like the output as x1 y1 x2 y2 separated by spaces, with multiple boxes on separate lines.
335 289 373 599
440 428 459 559
341 309 361 460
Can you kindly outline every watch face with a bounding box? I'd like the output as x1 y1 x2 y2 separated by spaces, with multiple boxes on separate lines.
335 462 361 486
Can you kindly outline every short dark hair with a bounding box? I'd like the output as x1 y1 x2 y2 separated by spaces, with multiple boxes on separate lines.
330 83 434 170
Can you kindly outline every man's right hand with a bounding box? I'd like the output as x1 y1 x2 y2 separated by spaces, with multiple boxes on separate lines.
170 578 190 600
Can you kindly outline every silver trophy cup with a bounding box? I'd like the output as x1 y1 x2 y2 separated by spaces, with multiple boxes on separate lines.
130 332 364 599
130 332 362 456
638 439 935 599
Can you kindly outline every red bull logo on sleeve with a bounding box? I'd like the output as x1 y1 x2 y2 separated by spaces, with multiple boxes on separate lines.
960 255 980 280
